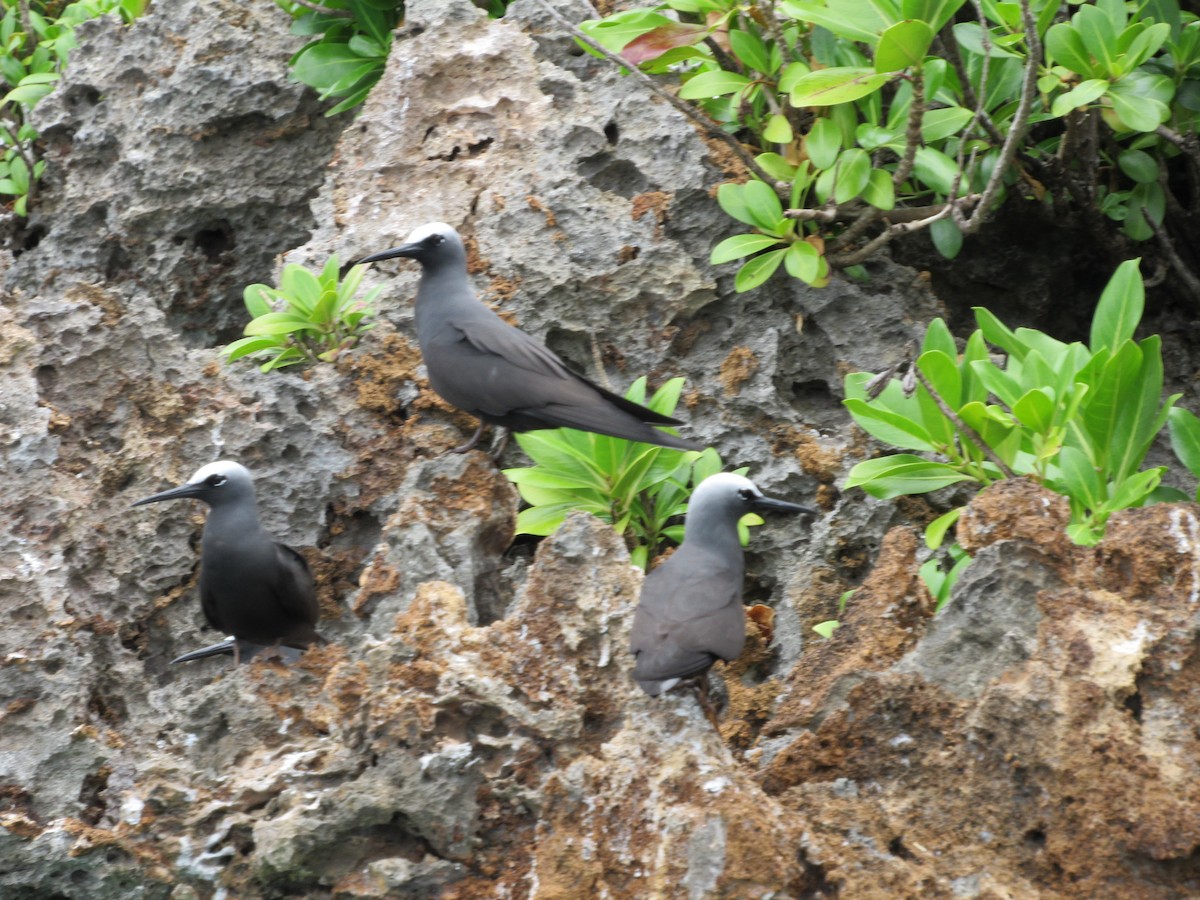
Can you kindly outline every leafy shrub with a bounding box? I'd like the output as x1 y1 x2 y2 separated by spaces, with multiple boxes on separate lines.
844 259 1179 548
222 255 379 372
0 0 148 216
576 1 1200 290
1168 407 1200 501
503 377 760 568
275 0 516 116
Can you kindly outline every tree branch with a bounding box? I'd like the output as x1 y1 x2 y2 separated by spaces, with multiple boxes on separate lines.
910 362 1017 480
531 0 778 188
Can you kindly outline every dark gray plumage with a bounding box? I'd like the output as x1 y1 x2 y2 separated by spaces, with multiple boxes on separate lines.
631 472 815 696
132 461 325 664
358 222 697 452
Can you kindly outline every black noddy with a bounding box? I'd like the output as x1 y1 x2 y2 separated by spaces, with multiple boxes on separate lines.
132 461 326 665
631 473 816 700
358 222 698 453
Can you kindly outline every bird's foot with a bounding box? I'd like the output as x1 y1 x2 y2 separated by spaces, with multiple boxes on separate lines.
488 427 511 463
695 677 721 731
448 422 487 455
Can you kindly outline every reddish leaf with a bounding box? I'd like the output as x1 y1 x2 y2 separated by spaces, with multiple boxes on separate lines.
623 23 708 65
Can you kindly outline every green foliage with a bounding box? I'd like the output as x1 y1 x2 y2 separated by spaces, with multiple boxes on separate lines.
222 255 379 372
0 0 147 216
580 1 1200 289
845 258 1179 552
275 0 515 116
503 377 760 568
1168 406 1200 501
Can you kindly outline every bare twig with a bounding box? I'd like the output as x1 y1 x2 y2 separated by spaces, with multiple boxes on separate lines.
956 0 1041 234
285 0 353 16
788 200 983 225
1149 217 1200 304
938 33 1006 145
532 0 778 187
828 195 980 266
910 363 1017 480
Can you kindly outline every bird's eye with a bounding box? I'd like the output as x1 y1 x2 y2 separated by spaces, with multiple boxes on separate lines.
426 234 445 246
738 488 756 501
206 474 227 487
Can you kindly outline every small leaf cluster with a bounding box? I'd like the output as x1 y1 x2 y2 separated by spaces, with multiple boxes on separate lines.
844 259 1180 549
0 0 147 216
580 1 1200 289
276 0 401 117
222 255 379 372
1168 407 1200 502
275 0 516 116
503 377 761 569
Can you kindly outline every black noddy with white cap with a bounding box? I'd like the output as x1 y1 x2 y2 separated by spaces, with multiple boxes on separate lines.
631 472 815 700
132 461 326 665
358 222 698 453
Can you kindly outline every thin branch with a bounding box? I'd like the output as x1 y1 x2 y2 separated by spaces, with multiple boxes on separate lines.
956 0 1041 234
827 195 980 266
531 0 778 187
1149 216 1200 304
788 200 980 224
285 0 353 16
893 70 924 188
938 32 1006 146
826 206 882 252
910 363 1017 480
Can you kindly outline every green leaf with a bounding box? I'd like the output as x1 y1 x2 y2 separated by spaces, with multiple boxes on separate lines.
902 0 966 33
222 336 280 362
755 152 798 181
844 398 937 451
812 620 841 638
1118 149 1159 185
834 147 871 203
620 22 708 65
291 42 374 93
1013 388 1055 434
1089 258 1143 353
954 21 1022 59
921 106 974 142
280 264 322 315
789 67 892 107
845 454 976 498
729 27 773 73
734 248 788 291
244 312 320 336
875 20 934 73
2 81 56 105
913 147 960 194
1169 407 1200 478
918 350 962 409
974 307 1027 360
1049 78 1110 117
781 0 900 44
784 241 821 283
1044 23 1094 74
1074 4 1119 78
805 117 842 170
514 503 576 537
763 113 793 144
924 507 963 550
1054 445 1105 511
929 217 963 260
1104 467 1163 513
741 179 786 231
717 181 755 227
862 167 895 210
922 318 956 360
711 233 785 264
1107 75 1172 132
678 68 752 99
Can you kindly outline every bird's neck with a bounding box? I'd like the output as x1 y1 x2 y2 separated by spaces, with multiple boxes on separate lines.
683 520 745 567
202 503 268 550
414 268 477 338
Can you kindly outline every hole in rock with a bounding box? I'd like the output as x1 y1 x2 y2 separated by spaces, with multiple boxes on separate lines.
604 121 620 144
192 222 235 260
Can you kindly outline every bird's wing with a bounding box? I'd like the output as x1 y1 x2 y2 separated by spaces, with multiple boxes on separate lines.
270 543 322 638
631 554 746 683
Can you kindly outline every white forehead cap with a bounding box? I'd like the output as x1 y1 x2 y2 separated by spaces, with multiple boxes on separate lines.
694 471 759 500
404 221 460 244
187 460 251 484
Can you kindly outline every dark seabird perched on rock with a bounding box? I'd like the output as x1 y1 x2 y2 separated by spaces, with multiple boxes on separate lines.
631 473 815 708
358 222 698 453
132 461 325 665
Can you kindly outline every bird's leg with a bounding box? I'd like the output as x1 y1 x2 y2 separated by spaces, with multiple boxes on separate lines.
695 676 721 730
449 421 487 454
489 427 512 463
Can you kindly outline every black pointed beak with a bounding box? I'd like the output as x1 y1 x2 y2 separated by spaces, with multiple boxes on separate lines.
357 242 422 265
751 496 818 516
131 482 205 507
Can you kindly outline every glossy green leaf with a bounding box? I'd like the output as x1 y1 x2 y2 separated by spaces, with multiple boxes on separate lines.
1013 388 1055 434
711 233 785 264
812 620 841 638
832 148 870 203
678 68 753 99
780 0 898 44
1089 259 1143 353
918 350 961 409
729 27 773 73
930 217 963 260
924 507 963 550
784 241 821 283
862 167 896 210
763 113 794 144
806 117 842 170
734 247 788 291
920 106 974 142
1118 149 1159 185
1168 407 1200 478
741 179 786 231
789 67 891 107
1049 78 1109 117
244 312 321 336
875 20 934 73
913 146 960 194
843 399 936 452
902 0 967 33
845 454 976 498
